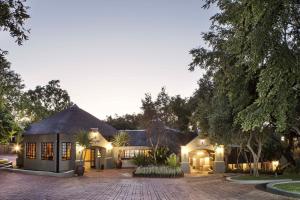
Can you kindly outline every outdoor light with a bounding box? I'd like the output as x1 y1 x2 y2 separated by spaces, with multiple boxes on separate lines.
13 144 20 153
76 144 84 152
281 136 285 141
272 161 279 171
216 146 224 154
200 139 205 145
106 142 113 151
181 146 188 155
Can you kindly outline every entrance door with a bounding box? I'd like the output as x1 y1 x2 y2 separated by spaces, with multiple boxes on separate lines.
90 149 95 168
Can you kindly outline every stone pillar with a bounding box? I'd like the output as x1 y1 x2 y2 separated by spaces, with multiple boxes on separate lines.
181 146 190 173
214 145 225 173
95 148 101 169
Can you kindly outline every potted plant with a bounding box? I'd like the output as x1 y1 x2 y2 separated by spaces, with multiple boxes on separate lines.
75 130 92 176
112 131 129 169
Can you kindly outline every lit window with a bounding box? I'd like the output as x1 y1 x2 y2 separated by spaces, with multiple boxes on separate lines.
41 142 54 160
121 149 149 159
26 143 36 159
62 142 72 160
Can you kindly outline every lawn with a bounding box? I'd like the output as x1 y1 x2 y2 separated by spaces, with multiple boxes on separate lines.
274 182 300 193
232 174 300 181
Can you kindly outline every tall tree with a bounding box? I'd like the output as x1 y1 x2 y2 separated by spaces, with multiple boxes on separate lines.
22 80 72 123
190 0 300 176
106 114 143 130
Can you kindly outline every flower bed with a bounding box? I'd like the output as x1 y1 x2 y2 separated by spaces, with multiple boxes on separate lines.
133 166 184 178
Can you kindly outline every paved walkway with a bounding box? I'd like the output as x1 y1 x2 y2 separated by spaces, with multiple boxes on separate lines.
0 170 295 200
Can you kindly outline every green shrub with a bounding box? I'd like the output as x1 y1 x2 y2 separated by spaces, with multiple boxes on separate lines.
132 153 152 166
133 165 183 178
149 147 171 165
166 153 178 167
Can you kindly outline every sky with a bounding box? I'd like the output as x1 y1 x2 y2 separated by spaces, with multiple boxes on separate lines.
0 0 217 119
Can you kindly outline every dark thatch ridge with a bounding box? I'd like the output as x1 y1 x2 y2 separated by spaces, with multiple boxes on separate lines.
24 105 117 139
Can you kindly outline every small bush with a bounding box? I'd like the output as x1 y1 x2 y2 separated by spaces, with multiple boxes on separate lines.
149 147 171 165
133 165 184 178
132 153 152 166
166 153 178 167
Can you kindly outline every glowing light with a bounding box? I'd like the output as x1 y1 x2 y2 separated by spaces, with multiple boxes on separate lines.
181 146 188 155
197 151 204 156
272 161 279 171
90 130 98 139
200 139 205 145
281 136 285 141
216 146 224 154
106 142 113 151
204 157 210 164
13 144 20 152
76 144 84 152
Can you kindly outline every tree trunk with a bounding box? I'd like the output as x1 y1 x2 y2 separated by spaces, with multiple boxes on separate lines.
246 132 262 177
236 147 242 169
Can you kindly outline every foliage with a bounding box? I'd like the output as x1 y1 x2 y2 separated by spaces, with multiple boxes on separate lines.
132 153 152 166
112 131 130 147
149 146 171 165
75 130 92 149
166 153 179 167
106 114 143 130
133 166 183 178
0 0 30 47
283 159 300 175
0 0 29 143
22 80 72 123
141 87 192 132
75 130 92 165
0 102 19 144
189 0 300 176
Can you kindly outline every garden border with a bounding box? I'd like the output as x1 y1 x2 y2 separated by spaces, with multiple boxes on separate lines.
226 176 292 185
266 181 300 198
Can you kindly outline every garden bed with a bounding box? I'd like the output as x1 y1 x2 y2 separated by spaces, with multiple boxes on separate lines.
267 181 300 198
133 166 184 178
231 174 300 181
274 182 300 192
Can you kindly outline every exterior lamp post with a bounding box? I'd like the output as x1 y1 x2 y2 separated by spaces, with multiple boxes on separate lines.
181 146 190 173
213 145 225 173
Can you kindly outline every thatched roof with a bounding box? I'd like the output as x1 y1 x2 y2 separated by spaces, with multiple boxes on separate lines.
24 105 117 139
121 120 198 153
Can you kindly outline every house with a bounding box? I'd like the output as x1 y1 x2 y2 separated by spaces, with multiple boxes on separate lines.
21 105 226 173
22 105 117 172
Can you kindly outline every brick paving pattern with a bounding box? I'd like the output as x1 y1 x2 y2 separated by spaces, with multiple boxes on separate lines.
0 170 295 200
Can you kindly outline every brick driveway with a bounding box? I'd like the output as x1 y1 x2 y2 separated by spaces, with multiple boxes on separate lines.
0 171 295 200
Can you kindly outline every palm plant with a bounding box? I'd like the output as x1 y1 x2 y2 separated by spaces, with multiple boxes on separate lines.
112 131 130 147
75 130 92 165
112 131 129 168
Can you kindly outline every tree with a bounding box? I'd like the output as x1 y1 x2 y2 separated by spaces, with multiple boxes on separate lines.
189 0 300 176
146 119 168 164
75 130 92 166
106 114 143 130
0 102 16 144
141 87 192 132
22 80 72 123
112 131 130 147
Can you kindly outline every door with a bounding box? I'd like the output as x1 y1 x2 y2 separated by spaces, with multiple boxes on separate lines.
90 149 95 168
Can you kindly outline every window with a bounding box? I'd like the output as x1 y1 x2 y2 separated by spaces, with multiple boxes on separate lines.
41 142 54 160
26 143 36 159
121 149 150 159
62 142 71 160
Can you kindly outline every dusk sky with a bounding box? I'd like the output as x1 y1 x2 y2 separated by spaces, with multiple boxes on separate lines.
0 0 217 119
